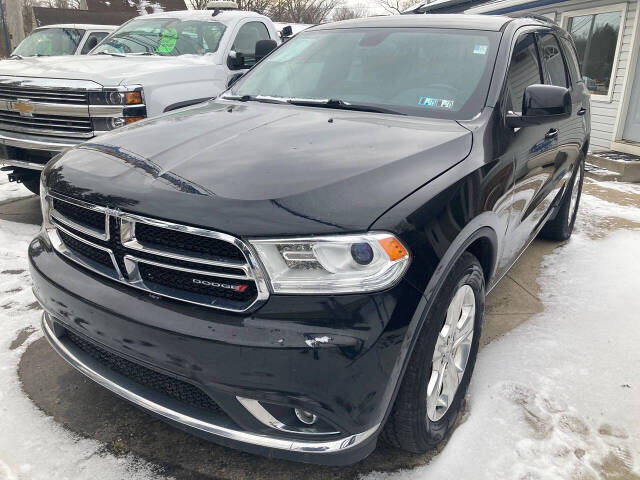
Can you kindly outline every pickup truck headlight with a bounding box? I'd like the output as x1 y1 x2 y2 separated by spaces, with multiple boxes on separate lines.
88 86 144 106
249 233 410 294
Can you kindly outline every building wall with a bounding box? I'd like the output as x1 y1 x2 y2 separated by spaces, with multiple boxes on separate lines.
469 0 640 151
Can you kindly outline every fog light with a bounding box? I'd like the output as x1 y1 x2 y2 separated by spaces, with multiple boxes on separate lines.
294 408 317 425
108 117 126 129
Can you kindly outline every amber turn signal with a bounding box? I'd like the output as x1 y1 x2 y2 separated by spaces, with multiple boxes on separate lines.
378 237 408 261
125 91 143 104
125 116 145 124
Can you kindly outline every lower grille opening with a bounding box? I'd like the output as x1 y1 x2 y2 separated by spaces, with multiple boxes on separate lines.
58 230 113 269
64 327 228 417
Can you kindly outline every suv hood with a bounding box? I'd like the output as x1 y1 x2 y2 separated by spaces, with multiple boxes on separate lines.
48 100 472 236
0 54 220 86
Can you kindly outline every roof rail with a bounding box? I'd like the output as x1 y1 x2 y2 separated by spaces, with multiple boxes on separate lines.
523 14 557 25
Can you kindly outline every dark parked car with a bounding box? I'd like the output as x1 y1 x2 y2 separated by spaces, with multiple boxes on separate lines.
30 14 589 465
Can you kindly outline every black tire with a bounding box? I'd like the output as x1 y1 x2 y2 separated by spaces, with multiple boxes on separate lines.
20 177 41 196
381 252 485 452
538 159 584 241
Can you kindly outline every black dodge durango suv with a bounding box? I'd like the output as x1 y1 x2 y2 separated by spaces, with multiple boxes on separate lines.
30 14 589 465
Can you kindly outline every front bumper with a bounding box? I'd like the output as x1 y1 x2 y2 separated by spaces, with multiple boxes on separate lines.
30 232 423 464
0 129 85 171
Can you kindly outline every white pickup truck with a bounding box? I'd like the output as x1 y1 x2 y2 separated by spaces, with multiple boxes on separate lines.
0 8 280 193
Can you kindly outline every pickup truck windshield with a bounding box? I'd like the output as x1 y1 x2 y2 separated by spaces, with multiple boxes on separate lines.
12 28 85 56
92 18 226 56
232 27 500 119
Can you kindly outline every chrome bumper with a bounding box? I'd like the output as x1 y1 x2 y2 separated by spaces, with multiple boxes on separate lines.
41 312 379 456
0 129 85 171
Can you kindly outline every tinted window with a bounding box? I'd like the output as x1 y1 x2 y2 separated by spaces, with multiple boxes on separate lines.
559 36 582 84
232 21 271 67
92 18 226 56
232 28 501 119
81 31 109 54
538 33 568 87
506 33 542 114
13 28 84 56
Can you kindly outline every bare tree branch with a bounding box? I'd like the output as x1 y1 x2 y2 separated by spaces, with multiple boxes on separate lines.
375 0 415 15
331 3 367 21
269 0 340 24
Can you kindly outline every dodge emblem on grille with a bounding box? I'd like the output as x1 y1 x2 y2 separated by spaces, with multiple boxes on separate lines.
10 99 35 117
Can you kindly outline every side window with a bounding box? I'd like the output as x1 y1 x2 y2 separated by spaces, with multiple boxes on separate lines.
506 33 542 114
232 21 271 67
559 36 582 85
81 31 109 54
537 33 569 87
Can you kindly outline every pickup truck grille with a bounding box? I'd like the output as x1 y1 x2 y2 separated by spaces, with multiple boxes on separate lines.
0 77 93 138
0 111 93 138
0 85 88 105
46 192 268 312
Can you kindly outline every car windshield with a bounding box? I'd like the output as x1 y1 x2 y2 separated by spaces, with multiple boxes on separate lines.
12 28 85 56
92 18 226 56
231 27 500 119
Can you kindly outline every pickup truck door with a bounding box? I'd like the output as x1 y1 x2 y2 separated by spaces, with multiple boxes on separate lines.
224 19 277 85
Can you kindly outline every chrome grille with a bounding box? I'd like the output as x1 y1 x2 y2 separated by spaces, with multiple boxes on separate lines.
0 111 93 138
0 85 88 104
45 192 269 312
0 76 94 138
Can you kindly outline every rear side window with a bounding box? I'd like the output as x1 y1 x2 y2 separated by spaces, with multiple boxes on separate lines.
537 33 568 87
506 33 542 113
559 36 582 84
81 31 109 54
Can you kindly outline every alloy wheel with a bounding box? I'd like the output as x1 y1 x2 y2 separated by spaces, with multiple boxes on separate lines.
426 284 476 422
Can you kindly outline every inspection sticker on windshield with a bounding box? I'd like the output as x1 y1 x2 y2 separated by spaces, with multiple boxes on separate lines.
418 97 455 110
473 44 488 55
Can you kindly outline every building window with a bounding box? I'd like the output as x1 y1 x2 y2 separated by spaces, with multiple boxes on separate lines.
564 6 624 98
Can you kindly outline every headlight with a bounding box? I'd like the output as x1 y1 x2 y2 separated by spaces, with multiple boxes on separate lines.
88 86 144 105
249 232 410 294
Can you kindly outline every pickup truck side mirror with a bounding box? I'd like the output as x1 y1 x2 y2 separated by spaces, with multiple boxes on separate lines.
255 39 277 63
506 84 572 129
280 25 293 39
227 50 245 70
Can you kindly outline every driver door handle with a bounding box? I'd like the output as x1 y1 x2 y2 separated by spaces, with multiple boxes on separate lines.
577 107 587 116
545 128 558 139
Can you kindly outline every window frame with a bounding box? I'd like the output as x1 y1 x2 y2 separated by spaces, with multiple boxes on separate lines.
503 30 544 115
560 3 627 102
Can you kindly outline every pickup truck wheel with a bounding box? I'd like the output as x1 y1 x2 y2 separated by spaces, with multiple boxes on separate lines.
381 252 484 452
539 159 584 241
20 177 41 196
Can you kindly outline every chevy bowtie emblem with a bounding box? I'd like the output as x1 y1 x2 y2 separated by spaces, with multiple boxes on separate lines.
10 99 35 117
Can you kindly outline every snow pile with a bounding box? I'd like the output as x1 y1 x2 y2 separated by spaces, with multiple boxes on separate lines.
0 185 167 480
367 230 640 480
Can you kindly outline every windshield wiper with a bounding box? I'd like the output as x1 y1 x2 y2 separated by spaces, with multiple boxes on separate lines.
9 54 23 59
95 51 126 57
287 98 404 115
221 94 289 104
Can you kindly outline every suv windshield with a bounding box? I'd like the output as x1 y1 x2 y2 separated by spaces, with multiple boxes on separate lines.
92 18 226 56
12 28 85 56
232 27 500 119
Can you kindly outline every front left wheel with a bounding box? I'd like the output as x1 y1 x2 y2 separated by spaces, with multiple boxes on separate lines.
381 252 485 452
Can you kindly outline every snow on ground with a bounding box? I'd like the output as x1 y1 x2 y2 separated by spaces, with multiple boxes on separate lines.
0 184 168 480
367 238 640 476
0 178 639 480
0 176 36 204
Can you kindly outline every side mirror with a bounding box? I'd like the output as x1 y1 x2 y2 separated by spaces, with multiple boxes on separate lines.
255 39 277 63
227 50 245 69
227 72 244 88
280 25 293 39
506 84 571 128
